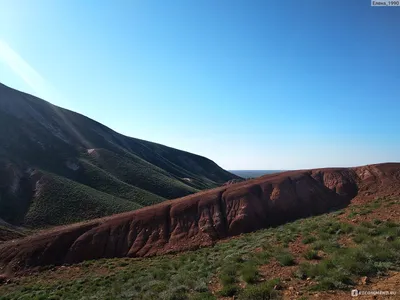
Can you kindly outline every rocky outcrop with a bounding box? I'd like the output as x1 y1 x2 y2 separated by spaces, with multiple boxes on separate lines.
0 163 399 273
223 179 244 186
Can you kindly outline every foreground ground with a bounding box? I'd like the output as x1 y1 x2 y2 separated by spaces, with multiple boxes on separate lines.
0 194 399 299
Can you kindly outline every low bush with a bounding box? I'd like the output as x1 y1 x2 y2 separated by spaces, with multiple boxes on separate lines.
302 235 316 244
353 233 369 244
303 250 319 260
240 263 259 284
275 252 295 266
219 284 239 297
190 292 216 300
239 278 280 300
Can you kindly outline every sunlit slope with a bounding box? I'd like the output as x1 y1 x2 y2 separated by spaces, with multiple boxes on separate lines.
0 83 240 228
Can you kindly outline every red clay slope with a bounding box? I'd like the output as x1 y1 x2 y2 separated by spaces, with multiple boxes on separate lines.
1 163 399 273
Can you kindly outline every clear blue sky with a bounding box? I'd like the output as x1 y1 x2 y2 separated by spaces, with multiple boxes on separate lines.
0 0 399 170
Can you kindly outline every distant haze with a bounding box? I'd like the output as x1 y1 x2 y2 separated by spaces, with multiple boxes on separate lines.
229 170 283 179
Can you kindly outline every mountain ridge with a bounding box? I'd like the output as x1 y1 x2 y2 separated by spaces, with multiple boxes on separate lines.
1 162 399 272
0 82 240 228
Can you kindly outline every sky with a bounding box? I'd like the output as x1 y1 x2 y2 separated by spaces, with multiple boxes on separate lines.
0 0 399 170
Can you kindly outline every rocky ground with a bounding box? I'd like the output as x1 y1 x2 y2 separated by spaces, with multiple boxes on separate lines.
0 189 399 299
2 163 399 274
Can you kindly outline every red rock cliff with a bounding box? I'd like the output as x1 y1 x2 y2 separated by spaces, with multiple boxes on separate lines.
1 163 399 272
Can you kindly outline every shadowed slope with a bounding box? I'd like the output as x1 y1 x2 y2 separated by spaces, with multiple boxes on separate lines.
1 163 399 272
0 83 239 227
0 219 26 243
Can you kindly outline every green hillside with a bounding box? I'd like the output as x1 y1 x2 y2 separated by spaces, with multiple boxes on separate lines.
79 148 199 199
0 83 240 228
76 159 165 206
24 172 143 227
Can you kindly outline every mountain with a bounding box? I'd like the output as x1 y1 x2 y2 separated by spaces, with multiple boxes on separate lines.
1 162 399 272
229 170 283 178
0 83 240 228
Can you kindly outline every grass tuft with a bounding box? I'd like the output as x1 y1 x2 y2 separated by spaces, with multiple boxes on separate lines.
239 278 281 300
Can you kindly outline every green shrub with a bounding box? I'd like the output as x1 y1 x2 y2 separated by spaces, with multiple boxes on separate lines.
190 292 216 300
219 284 239 297
339 223 354 234
303 250 319 260
311 241 324 250
239 278 280 300
358 208 372 216
393 238 400 250
220 273 236 285
326 222 342 235
312 271 352 290
295 262 312 279
240 263 259 284
282 235 295 245
373 219 382 225
302 235 316 244
353 233 368 244
360 221 374 229
362 241 395 263
221 264 237 277
152 268 167 280
275 252 295 266
347 211 358 218
318 232 331 240
219 264 237 285
254 251 272 265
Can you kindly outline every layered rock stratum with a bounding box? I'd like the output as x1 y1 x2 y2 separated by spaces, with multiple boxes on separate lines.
0 163 399 273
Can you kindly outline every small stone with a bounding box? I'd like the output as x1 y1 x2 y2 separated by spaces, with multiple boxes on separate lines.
306 277 311 281
288 286 294 291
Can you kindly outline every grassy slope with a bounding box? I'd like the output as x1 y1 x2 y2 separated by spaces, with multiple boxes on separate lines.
80 149 199 199
1 196 399 299
0 83 239 228
23 172 143 227
76 159 165 206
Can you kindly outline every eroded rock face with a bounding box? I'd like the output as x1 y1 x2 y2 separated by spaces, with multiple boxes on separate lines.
1 163 399 272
